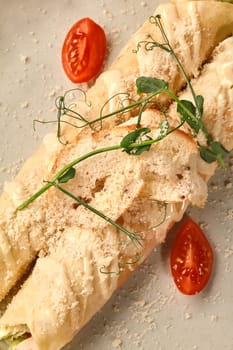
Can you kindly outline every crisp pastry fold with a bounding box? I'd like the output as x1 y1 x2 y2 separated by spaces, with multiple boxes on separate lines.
0 1 233 350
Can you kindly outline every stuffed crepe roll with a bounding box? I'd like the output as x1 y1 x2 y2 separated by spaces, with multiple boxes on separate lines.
0 1 233 350
0 0 233 303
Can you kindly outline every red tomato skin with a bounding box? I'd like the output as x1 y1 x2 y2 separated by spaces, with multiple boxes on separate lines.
62 18 106 83
170 218 214 295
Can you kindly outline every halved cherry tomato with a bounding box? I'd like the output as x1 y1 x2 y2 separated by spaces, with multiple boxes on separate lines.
62 18 106 83
170 218 214 295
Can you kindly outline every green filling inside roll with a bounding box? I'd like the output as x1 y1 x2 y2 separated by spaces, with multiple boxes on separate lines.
0 328 30 350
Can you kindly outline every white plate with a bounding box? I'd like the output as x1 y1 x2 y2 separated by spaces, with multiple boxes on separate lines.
0 1 233 349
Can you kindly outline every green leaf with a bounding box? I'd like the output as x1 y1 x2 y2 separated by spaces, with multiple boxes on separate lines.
200 148 217 164
210 141 229 158
129 144 151 155
177 99 200 133
210 141 229 168
120 128 152 155
196 95 204 116
120 128 151 148
136 76 168 94
200 142 229 167
58 167 76 183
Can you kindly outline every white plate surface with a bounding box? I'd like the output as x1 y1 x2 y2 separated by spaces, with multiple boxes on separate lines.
0 1 233 350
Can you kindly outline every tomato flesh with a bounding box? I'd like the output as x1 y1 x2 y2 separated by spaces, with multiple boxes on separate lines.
62 18 106 83
170 218 214 295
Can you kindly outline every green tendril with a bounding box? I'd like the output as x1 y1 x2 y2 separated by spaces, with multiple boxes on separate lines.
99 92 133 129
136 200 167 235
19 13 229 256
54 89 91 143
133 15 229 167
100 254 142 275
53 183 143 246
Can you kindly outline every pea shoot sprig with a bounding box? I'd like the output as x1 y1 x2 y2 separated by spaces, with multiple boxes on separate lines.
135 15 229 167
17 107 173 246
18 14 229 248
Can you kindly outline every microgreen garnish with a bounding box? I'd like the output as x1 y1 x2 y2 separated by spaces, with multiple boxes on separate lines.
57 167 76 183
200 142 229 169
18 13 230 270
53 182 143 246
149 15 203 119
33 88 92 144
120 127 152 155
177 99 200 134
99 92 134 129
136 76 168 94
34 89 158 140
132 200 168 236
17 144 122 211
134 14 229 165
55 89 92 143
16 132 173 247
